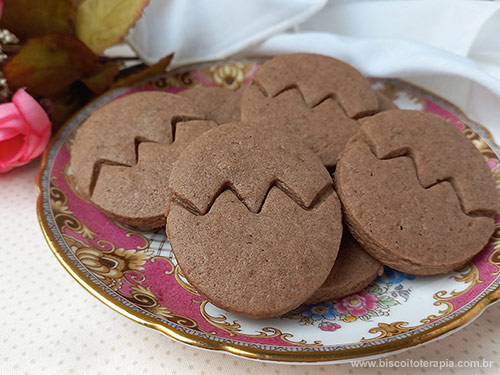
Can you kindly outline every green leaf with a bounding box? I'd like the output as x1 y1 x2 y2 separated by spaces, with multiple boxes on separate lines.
365 283 383 295
75 0 150 54
4 33 98 97
0 0 74 40
359 310 378 321
377 297 400 309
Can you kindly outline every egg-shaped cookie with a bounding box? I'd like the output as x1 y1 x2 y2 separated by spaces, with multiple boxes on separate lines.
251 53 379 118
335 110 498 275
179 86 243 124
71 91 215 228
375 91 398 112
166 122 343 318
303 231 383 305
240 53 379 168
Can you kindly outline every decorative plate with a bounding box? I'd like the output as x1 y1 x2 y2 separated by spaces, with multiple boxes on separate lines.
37 59 500 364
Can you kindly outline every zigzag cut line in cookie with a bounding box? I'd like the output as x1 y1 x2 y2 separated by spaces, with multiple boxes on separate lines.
170 179 334 216
88 115 202 197
361 138 497 218
252 81 376 121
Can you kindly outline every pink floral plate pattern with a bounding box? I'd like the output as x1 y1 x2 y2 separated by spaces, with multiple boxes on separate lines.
37 59 500 364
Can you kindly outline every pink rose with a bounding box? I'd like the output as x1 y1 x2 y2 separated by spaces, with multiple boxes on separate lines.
0 89 51 173
334 291 378 317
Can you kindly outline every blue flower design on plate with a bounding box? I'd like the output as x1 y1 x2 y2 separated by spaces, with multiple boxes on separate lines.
377 266 415 284
302 302 337 320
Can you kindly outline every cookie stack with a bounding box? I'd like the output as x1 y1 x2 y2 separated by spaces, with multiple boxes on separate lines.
71 53 498 319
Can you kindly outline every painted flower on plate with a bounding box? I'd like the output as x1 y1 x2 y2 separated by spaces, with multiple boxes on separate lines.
75 246 151 289
377 266 415 284
209 63 246 89
302 302 337 320
319 322 341 332
334 291 378 317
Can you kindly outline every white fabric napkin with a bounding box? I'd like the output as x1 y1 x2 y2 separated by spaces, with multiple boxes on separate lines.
126 0 327 65
127 0 500 141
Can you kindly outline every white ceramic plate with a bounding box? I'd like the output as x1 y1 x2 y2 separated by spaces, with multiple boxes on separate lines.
37 59 500 364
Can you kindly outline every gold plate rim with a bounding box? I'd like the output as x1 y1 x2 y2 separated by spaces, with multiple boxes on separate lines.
36 58 500 364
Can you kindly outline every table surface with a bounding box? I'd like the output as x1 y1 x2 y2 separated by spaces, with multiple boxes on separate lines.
1 157 500 375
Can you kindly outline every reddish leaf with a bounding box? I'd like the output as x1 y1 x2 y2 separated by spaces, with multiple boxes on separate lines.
113 53 173 88
0 0 74 40
45 91 87 130
4 33 98 97
81 62 120 94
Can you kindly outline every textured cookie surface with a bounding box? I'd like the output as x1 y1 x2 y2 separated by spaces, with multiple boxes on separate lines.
167 122 343 318
303 231 383 305
240 53 379 167
180 86 242 124
336 110 498 275
241 84 359 167
376 92 398 112
71 91 213 228
251 53 379 118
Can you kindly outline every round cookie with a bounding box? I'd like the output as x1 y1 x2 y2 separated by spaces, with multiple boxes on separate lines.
166 122 343 318
335 110 498 275
250 53 379 118
376 91 398 112
71 91 215 228
303 231 383 305
240 53 379 167
179 86 242 124
241 84 359 168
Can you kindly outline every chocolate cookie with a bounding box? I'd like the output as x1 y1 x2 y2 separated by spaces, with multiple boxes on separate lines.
303 231 383 305
180 86 242 124
376 92 398 112
71 91 214 228
240 53 379 167
251 53 379 118
166 122 343 318
241 84 359 168
335 110 498 275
